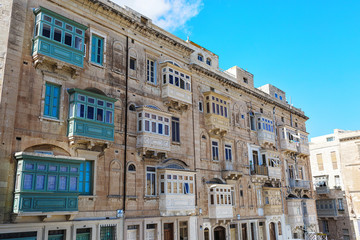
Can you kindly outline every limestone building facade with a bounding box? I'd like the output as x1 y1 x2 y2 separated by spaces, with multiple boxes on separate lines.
310 129 360 240
0 0 318 239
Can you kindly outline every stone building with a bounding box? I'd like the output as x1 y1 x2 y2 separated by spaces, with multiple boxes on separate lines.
0 0 317 239
310 129 360 240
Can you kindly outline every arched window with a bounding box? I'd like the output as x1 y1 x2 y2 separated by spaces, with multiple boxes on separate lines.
129 104 136 111
128 164 136 172
204 228 209 240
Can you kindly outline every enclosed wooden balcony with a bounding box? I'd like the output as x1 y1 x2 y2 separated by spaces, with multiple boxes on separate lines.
203 91 230 136
208 184 234 219
158 169 195 216
161 62 192 112
256 114 276 147
136 106 172 156
278 125 298 153
289 179 311 189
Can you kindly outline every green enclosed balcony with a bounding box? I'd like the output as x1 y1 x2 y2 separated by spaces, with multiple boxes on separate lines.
32 7 87 68
13 152 85 214
68 89 116 143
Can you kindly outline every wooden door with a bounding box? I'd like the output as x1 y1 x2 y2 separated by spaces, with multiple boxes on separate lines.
214 226 226 240
241 224 248 240
164 223 174 240
269 223 276 240
230 227 236 240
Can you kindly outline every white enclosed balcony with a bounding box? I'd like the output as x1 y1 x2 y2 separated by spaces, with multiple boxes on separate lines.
208 184 234 219
256 114 276 147
158 169 195 216
279 125 298 153
161 62 192 111
136 106 172 156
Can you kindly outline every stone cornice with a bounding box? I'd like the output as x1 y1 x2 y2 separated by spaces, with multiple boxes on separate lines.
339 135 360 142
84 0 194 54
190 63 309 120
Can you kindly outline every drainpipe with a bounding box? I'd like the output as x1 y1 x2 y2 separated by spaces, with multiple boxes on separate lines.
123 36 129 213
191 80 197 208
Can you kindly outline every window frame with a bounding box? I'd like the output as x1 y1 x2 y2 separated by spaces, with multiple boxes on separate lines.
146 59 157 85
79 160 93 195
171 117 180 143
212 140 219 161
90 34 104 66
146 166 157 196
44 82 61 119
224 144 232 161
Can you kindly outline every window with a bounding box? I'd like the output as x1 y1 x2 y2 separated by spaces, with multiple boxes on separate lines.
199 101 203 112
204 93 228 118
100 226 115 240
91 35 104 65
130 57 136 70
206 58 211 66
331 151 338 169
243 77 248 83
160 173 194 195
225 144 232 161
172 117 180 142
79 161 93 195
326 136 335 142
147 59 156 84
68 90 115 124
258 117 274 132
198 54 203 61
179 221 188 240
275 93 278 98
279 96 283 100
128 164 136 172
249 112 256 130
138 111 170 136
335 175 341 187
162 67 191 91
212 141 219 161
338 199 344 210
146 166 156 196
44 83 61 119
209 186 234 205
316 153 324 171
322 220 329 233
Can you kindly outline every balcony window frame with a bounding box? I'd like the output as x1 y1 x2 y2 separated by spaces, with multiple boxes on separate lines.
209 185 234 206
161 67 191 92
79 160 93 195
171 117 180 143
204 94 228 118
137 111 170 136
159 172 194 195
33 8 86 52
68 89 115 125
147 59 157 85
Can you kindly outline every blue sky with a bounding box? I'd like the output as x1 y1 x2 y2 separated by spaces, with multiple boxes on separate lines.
170 0 360 138
117 0 360 138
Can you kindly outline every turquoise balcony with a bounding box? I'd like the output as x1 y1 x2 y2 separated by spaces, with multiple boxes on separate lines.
13 152 85 214
68 89 116 142
32 7 87 68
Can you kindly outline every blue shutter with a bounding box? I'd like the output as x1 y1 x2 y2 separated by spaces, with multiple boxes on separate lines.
44 83 60 119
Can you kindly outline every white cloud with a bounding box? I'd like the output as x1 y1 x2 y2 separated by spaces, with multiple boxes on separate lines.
112 0 203 31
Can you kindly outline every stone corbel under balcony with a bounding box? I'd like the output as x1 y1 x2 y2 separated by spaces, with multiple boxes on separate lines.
68 136 111 151
12 211 78 223
208 127 228 137
33 53 81 78
164 99 189 114
221 170 242 180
